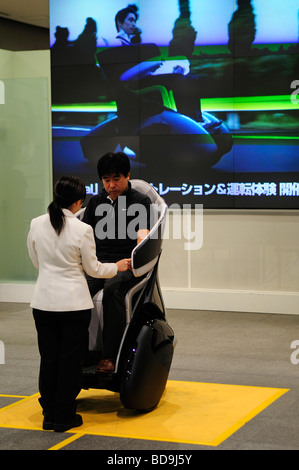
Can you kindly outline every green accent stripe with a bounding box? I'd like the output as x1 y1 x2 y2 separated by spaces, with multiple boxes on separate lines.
52 102 117 112
52 95 298 113
234 135 299 140
201 95 298 111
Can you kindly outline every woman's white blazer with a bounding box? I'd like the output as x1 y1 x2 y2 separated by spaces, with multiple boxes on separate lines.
27 208 117 311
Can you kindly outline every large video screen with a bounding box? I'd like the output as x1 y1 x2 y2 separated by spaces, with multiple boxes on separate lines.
50 0 299 208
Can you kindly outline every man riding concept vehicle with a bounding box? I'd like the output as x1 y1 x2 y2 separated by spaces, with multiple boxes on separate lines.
79 152 175 411
80 11 233 179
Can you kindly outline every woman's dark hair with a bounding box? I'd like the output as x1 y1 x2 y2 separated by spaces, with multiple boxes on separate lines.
97 152 130 179
48 175 86 235
115 4 138 31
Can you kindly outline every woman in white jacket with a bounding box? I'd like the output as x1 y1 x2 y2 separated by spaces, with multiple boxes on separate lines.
27 175 130 432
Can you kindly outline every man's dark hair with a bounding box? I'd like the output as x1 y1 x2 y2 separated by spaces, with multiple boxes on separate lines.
97 152 130 179
115 4 138 32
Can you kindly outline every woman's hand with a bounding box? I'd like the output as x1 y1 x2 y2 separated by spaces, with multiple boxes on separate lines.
116 258 132 272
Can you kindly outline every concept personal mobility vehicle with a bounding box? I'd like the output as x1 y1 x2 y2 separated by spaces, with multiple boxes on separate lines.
79 179 175 411
80 44 233 175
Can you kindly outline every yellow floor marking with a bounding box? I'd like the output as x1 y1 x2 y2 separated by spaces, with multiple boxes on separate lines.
0 381 288 447
48 433 84 450
0 394 29 398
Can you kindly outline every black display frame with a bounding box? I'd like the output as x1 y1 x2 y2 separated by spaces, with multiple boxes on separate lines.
50 0 299 209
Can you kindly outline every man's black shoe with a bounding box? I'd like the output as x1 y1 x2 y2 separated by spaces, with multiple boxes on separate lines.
43 418 54 430
53 414 83 432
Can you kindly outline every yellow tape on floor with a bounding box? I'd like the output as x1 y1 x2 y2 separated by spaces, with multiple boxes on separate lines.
0 380 288 446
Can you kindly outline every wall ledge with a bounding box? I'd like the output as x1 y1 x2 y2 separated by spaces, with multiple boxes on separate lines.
163 287 299 315
0 283 298 315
